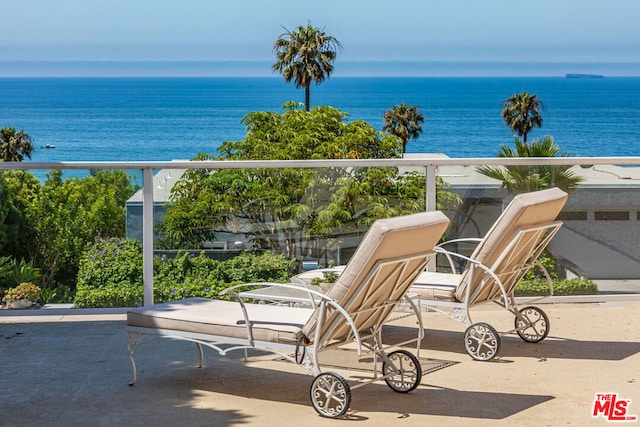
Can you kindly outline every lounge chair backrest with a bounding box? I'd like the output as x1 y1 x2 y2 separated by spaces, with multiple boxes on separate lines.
454 187 568 305
301 211 450 346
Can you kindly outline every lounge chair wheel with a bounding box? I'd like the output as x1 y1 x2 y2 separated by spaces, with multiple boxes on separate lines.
515 306 550 343
382 350 422 393
310 372 351 418
464 322 501 361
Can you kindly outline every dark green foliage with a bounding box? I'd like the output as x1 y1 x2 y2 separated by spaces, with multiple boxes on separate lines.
0 171 40 262
0 256 11 279
514 278 598 297
272 24 342 111
0 256 41 295
476 136 583 194
501 91 545 144
382 103 425 154
74 237 143 307
28 170 136 288
0 126 34 162
0 169 136 294
160 103 460 259
154 251 294 303
76 238 143 289
523 251 559 281
74 238 295 308
5 259 41 286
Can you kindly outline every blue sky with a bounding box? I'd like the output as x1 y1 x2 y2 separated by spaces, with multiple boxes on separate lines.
2 0 639 76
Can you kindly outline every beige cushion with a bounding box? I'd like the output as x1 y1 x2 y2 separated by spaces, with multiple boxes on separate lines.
454 187 568 305
127 297 314 344
411 271 461 302
301 211 450 343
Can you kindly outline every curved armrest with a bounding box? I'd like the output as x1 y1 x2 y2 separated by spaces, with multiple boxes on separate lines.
533 259 554 297
433 248 511 308
221 281 330 303
218 282 329 344
437 237 483 247
218 285 255 344
220 282 362 354
435 238 482 274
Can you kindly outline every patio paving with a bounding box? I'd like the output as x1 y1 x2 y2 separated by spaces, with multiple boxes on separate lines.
1 301 639 426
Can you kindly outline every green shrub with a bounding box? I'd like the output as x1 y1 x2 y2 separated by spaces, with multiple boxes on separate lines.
523 251 559 281
216 251 294 283
76 237 143 290
154 252 224 302
74 282 143 308
74 239 295 308
74 237 144 308
515 278 598 297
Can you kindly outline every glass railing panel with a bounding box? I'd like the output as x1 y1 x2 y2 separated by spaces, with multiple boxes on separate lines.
2 159 638 309
444 162 640 296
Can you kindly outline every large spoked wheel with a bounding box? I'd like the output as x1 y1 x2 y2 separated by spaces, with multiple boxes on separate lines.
310 372 351 418
382 349 422 393
464 322 501 361
515 306 550 343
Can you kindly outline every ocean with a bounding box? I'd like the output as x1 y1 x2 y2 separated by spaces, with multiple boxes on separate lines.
1 76 640 164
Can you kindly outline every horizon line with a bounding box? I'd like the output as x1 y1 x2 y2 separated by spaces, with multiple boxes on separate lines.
1 59 640 78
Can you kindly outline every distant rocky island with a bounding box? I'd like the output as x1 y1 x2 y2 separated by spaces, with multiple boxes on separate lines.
566 73 604 79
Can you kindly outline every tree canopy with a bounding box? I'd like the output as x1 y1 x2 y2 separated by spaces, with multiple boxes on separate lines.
383 103 425 154
1 127 34 162
501 92 545 144
0 171 40 261
476 136 583 194
0 170 136 289
160 103 459 263
272 24 342 111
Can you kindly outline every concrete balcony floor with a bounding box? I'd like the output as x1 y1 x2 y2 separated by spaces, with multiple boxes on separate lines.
1 301 639 426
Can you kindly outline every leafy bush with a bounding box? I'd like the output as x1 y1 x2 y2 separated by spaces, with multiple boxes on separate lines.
74 238 295 308
516 251 597 296
514 278 598 297
154 251 294 303
74 237 144 308
27 170 136 289
74 282 144 308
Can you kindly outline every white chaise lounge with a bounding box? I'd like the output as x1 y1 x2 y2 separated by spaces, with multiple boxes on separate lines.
126 211 450 418
410 187 568 360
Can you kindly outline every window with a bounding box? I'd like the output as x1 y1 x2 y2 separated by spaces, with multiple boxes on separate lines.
558 211 587 221
594 211 629 221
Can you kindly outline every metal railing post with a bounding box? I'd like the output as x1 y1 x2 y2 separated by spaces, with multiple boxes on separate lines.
426 165 437 271
425 165 437 212
142 168 154 306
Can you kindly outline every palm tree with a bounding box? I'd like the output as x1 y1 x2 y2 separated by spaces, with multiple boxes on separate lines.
272 23 342 111
476 136 582 194
382 103 425 154
501 91 545 144
0 127 34 162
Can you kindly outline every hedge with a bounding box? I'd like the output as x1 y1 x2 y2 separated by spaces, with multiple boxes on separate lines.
74 237 294 308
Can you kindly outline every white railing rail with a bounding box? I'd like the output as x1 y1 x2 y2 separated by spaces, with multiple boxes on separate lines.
3 156 639 305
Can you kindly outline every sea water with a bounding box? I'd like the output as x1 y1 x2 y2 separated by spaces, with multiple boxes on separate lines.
1 76 639 164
